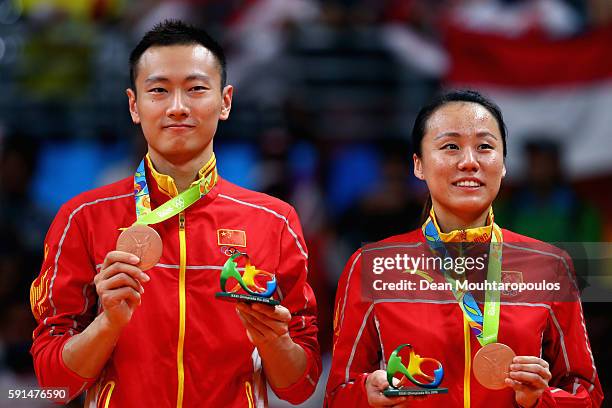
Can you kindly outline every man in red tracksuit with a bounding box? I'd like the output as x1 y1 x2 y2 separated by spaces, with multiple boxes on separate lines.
325 229 603 407
29 20 320 407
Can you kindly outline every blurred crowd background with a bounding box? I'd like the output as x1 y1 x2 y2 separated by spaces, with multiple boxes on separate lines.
1 0 611 406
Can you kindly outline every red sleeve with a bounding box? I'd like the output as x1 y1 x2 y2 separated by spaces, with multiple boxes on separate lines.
269 206 322 404
325 250 380 407
29 203 98 403
535 255 603 407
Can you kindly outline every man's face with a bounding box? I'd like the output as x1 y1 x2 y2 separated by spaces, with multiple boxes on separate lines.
127 44 233 164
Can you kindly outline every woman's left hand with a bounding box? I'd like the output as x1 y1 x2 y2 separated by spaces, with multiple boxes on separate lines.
505 356 552 408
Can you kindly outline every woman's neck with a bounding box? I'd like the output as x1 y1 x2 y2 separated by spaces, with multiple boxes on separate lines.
433 205 490 233
148 147 213 193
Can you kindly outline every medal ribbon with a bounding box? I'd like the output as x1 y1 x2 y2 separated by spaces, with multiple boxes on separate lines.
132 154 218 225
421 207 503 346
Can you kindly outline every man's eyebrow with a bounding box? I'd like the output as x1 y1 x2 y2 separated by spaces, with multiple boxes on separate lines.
185 74 211 81
144 75 168 84
144 74 211 84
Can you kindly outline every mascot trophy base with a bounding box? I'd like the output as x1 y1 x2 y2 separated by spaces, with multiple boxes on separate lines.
215 292 280 305
384 387 448 397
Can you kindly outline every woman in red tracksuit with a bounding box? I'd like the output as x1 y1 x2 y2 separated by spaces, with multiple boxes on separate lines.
325 90 602 408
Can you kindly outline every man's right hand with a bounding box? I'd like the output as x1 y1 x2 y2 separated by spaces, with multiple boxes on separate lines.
94 251 150 329
62 251 150 378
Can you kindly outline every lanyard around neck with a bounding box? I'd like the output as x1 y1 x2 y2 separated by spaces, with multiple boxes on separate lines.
422 209 503 346
132 156 218 225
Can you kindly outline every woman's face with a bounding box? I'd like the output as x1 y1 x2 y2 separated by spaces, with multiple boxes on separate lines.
413 101 506 222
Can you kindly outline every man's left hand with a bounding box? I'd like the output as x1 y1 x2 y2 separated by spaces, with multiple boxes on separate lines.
236 302 292 349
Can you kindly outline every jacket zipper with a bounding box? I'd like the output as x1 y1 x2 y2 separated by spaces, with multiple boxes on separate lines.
176 212 186 408
463 316 471 408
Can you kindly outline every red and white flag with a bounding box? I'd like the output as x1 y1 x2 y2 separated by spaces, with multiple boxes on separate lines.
443 23 612 179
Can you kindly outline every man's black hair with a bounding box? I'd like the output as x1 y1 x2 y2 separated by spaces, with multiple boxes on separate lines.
129 20 227 91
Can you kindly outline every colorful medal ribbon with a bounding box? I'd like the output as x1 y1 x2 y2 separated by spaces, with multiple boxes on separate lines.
421 207 503 346
132 154 218 225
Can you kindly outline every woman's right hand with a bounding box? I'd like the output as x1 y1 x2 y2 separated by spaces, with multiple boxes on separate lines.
366 370 426 407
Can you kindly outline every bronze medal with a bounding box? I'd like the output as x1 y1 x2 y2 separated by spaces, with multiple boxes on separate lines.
473 342 515 390
116 224 163 271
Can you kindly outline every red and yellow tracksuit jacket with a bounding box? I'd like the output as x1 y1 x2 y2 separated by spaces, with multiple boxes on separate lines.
30 156 321 407
325 229 602 407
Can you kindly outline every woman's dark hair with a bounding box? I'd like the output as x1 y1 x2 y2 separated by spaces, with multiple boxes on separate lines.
412 89 507 157
412 89 508 221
